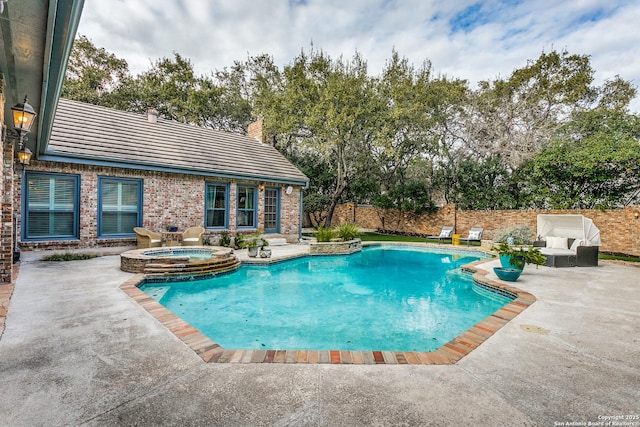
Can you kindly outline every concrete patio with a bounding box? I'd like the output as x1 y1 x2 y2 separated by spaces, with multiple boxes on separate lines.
0 247 638 426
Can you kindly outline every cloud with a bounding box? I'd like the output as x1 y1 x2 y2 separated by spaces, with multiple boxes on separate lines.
77 0 640 111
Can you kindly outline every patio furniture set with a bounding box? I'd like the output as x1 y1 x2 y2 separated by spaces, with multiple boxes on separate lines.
428 214 600 268
426 226 484 246
133 226 205 249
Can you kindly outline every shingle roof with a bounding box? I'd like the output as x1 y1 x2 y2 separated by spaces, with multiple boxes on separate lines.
45 99 309 185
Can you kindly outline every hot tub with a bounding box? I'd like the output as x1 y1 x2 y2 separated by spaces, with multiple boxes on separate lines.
120 246 236 274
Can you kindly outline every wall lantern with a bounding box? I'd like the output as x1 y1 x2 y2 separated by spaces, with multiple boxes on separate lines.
10 95 37 166
634 210 639 220
258 183 265 192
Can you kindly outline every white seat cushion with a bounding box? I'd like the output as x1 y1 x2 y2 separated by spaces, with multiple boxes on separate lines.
183 237 199 242
541 247 575 256
468 230 481 240
150 239 161 243
546 236 569 249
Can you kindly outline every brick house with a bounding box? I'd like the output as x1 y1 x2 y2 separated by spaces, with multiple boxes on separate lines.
17 99 309 252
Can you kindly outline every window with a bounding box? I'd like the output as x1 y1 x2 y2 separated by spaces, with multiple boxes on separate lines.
98 177 142 237
24 172 79 240
236 185 256 228
205 182 228 228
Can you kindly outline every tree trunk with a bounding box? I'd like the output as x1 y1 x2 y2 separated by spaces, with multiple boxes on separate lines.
324 181 348 227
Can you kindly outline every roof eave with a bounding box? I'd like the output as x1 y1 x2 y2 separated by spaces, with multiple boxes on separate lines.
38 151 310 187
37 0 85 156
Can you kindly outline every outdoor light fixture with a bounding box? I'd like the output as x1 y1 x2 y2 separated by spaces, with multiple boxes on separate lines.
10 95 37 167
634 210 639 220
258 183 265 191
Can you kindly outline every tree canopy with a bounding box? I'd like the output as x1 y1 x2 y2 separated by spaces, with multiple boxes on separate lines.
63 37 640 224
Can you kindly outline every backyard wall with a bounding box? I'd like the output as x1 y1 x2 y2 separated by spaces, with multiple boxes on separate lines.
332 203 640 257
15 161 303 252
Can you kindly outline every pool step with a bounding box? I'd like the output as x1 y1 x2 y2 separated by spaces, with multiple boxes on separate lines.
265 237 287 246
144 254 240 276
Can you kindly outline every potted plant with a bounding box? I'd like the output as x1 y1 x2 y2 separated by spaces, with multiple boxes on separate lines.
259 240 271 258
492 242 546 271
238 231 268 257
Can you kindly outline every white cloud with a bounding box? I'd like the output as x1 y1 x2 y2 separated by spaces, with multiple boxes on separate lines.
77 0 640 112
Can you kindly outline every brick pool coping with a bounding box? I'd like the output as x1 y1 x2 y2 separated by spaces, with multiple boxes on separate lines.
120 252 537 365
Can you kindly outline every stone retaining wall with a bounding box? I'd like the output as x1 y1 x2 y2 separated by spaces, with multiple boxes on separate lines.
309 239 362 255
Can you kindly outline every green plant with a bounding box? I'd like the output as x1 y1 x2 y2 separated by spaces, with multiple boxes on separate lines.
492 242 546 269
42 252 98 261
219 231 231 247
234 234 246 249
335 222 361 241
237 231 267 249
492 224 534 245
314 226 336 242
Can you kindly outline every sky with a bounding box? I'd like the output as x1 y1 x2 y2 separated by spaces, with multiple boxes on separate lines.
77 0 640 112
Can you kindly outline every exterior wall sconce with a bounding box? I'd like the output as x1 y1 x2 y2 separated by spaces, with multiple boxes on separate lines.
258 183 265 191
634 210 639 220
10 95 37 167
285 185 293 195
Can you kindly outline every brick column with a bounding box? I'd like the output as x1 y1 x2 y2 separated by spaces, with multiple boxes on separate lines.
1 144 14 284
1 91 14 285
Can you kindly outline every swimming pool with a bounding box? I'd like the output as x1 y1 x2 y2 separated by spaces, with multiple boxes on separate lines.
140 246 511 352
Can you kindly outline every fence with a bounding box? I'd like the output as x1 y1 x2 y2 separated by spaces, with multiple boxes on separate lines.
330 203 640 256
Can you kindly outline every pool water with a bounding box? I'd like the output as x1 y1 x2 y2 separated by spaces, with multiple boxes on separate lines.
140 246 510 352
151 249 213 261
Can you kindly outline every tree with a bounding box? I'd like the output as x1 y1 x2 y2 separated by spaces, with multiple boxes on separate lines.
62 35 131 106
520 108 640 209
466 50 597 170
251 49 381 226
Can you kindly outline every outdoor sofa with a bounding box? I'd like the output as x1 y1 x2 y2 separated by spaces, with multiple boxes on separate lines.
535 214 600 267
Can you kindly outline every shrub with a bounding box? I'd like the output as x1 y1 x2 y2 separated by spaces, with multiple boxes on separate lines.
335 222 361 241
234 234 246 249
492 224 534 245
314 226 336 242
42 252 98 261
218 231 231 247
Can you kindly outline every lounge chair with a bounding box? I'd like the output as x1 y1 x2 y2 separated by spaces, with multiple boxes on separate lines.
459 227 484 245
182 226 205 246
133 227 162 249
426 226 454 242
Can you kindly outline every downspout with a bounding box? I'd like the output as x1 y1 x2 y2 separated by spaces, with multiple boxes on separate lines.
298 188 304 242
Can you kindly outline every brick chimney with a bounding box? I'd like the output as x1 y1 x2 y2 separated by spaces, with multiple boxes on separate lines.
248 119 270 145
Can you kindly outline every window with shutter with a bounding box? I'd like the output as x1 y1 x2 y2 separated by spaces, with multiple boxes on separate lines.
24 173 79 239
98 177 142 237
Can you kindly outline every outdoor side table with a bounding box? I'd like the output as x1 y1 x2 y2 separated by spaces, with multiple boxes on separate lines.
162 231 183 246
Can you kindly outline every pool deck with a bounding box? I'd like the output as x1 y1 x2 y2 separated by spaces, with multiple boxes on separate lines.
1 244 638 425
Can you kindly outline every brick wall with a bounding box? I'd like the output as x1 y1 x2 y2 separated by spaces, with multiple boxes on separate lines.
332 203 640 256
16 161 303 252
0 83 12 285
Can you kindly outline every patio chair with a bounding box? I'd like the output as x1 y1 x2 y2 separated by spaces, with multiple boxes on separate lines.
182 226 205 246
133 227 162 249
458 227 484 245
426 226 454 242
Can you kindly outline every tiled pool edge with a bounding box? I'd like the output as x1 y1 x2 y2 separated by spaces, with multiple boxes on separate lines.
119 259 536 365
